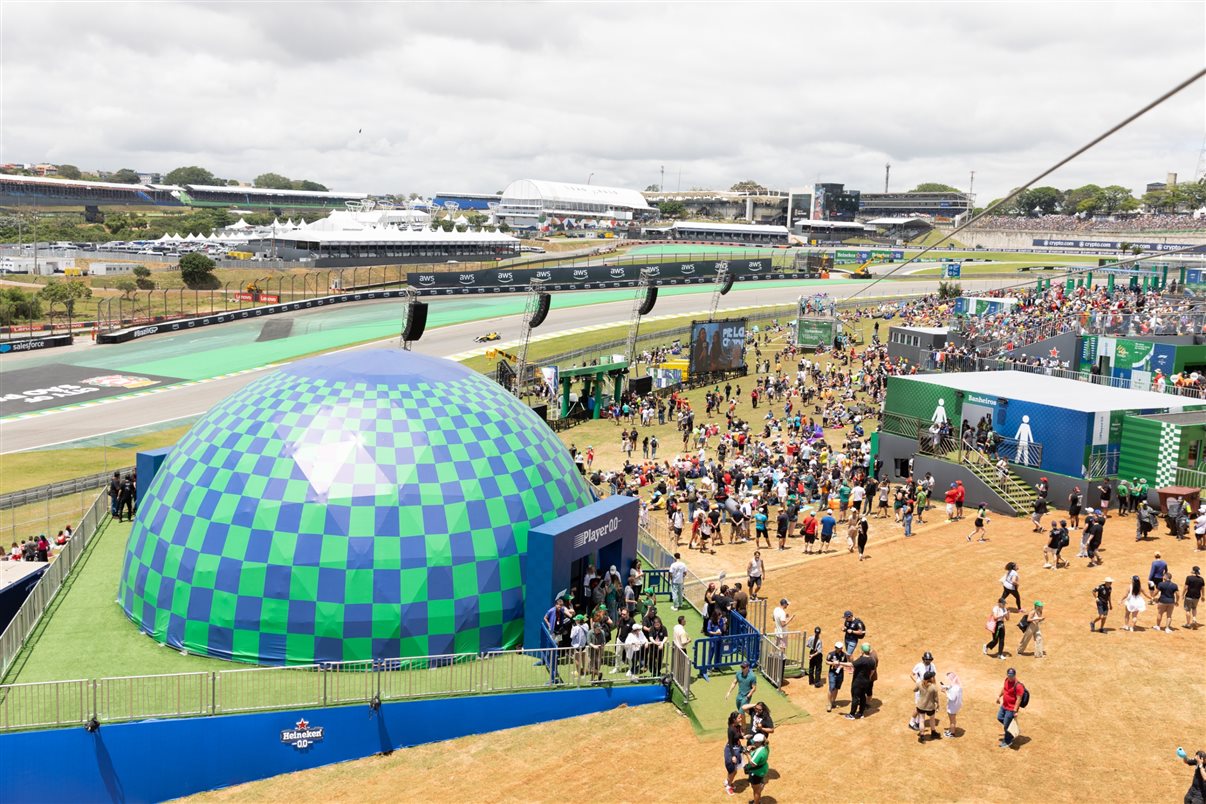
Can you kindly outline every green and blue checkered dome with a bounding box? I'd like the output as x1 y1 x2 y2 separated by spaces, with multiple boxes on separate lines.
118 348 594 666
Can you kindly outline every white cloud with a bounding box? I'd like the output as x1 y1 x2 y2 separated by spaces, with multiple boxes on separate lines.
2 1 1203 201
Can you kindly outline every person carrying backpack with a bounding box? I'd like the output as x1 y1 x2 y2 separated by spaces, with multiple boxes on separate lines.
995 667 1028 748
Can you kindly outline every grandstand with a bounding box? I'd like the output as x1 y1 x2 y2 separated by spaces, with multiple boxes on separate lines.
432 192 501 211
247 226 519 265
665 220 790 244
0 174 368 212
496 179 653 229
858 190 973 220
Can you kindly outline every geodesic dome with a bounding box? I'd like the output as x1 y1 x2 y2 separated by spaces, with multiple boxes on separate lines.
118 349 593 666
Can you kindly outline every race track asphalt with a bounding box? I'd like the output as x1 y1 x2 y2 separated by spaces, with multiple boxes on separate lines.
0 277 1005 453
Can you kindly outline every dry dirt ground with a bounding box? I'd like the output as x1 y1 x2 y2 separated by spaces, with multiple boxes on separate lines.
191 514 1205 804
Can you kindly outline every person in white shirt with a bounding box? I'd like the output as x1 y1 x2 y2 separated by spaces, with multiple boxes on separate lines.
624 622 649 677
772 598 793 650
940 671 963 738
908 651 937 731
672 615 690 652
668 553 688 610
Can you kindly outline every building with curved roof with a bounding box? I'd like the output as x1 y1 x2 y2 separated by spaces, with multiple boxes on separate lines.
497 179 652 229
119 348 596 666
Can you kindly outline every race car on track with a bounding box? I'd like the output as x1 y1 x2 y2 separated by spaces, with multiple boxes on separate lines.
474 332 502 343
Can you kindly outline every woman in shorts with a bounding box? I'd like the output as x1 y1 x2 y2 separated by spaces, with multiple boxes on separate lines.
746 552 764 601
723 709 745 795
1067 486 1082 530
968 504 989 542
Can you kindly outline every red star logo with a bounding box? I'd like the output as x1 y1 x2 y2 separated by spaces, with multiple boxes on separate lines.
1048 347 1059 358
295 719 309 730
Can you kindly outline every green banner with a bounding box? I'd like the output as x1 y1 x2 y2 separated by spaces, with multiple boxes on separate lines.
1079 335 1099 371
1115 338 1154 369
796 317 835 347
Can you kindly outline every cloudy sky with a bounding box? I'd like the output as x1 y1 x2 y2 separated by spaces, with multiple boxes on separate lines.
2 2 1203 202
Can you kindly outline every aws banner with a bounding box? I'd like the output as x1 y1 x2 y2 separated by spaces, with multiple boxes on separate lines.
407 259 791 293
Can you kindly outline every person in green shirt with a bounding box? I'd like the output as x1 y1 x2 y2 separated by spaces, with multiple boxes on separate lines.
1132 478 1147 514
1116 478 1130 516
726 660 759 710
745 732 770 802
916 487 930 524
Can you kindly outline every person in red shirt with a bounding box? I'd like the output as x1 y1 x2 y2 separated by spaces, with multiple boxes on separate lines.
995 668 1026 748
954 480 966 520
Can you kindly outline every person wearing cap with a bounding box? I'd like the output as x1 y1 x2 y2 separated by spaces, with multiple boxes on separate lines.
1132 478 1148 516
994 668 1026 748
1086 512 1105 568
1091 578 1114 633
1184 566 1203 629
825 641 848 712
843 610 865 655
954 479 966 520
1154 571 1180 633
805 626 825 687
844 643 876 720
1017 601 1046 658
745 731 770 803
727 660 758 711
624 621 648 677
1115 477 1130 516
908 651 937 731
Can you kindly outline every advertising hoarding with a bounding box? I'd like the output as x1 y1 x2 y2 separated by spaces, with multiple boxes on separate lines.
795 317 836 348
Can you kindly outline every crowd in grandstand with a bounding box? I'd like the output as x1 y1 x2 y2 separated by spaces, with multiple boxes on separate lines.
970 213 1203 233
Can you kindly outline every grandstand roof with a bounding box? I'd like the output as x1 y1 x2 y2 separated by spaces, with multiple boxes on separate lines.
866 217 929 225
269 228 517 245
186 184 367 200
500 179 650 210
899 370 1193 413
0 173 151 191
671 221 788 234
796 220 866 229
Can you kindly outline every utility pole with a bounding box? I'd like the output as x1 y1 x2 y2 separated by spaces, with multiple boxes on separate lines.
660 165 665 193
884 163 890 194
969 170 975 196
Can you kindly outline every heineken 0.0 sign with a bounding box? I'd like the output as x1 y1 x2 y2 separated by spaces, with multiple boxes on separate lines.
796 317 836 348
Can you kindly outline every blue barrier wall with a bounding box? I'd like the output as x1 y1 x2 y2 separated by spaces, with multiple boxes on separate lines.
0 685 665 803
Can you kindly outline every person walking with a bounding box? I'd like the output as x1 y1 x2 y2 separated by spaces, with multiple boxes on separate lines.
842 610 865 655
1090 577 1113 633
1067 486 1082 530
1000 562 1021 610
820 509 836 552
940 671 963 738
1184 566 1203 629
968 503 989 542
901 496 915 538
726 660 758 712
1122 575 1148 631
805 627 824 687
1044 521 1068 568
746 552 764 601
1030 495 1048 533
995 667 1026 749
856 515 870 561
1017 601 1046 658
844 643 877 720
1154 571 1180 633
984 597 1009 659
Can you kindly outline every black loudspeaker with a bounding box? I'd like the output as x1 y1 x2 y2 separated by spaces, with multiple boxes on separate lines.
719 273 736 295
402 301 428 341
529 292 551 328
638 286 658 315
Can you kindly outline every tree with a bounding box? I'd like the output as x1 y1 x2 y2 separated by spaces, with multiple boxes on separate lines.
644 184 660 192
179 252 217 288
254 172 294 190
115 279 138 300
0 287 42 325
730 180 767 194
910 183 959 193
57 164 82 180
292 179 329 192
111 168 141 184
1062 184 1103 214
937 280 962 300
1016 186 1064 215
657 200 686 218
164 166 217 186
132 265 155 290
38 279 92 315
1098 185 1137 214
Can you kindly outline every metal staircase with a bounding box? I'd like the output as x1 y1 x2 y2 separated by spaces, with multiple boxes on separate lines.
961 449 1039 515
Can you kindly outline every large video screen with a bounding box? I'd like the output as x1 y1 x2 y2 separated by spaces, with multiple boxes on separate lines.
689 318 747 374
